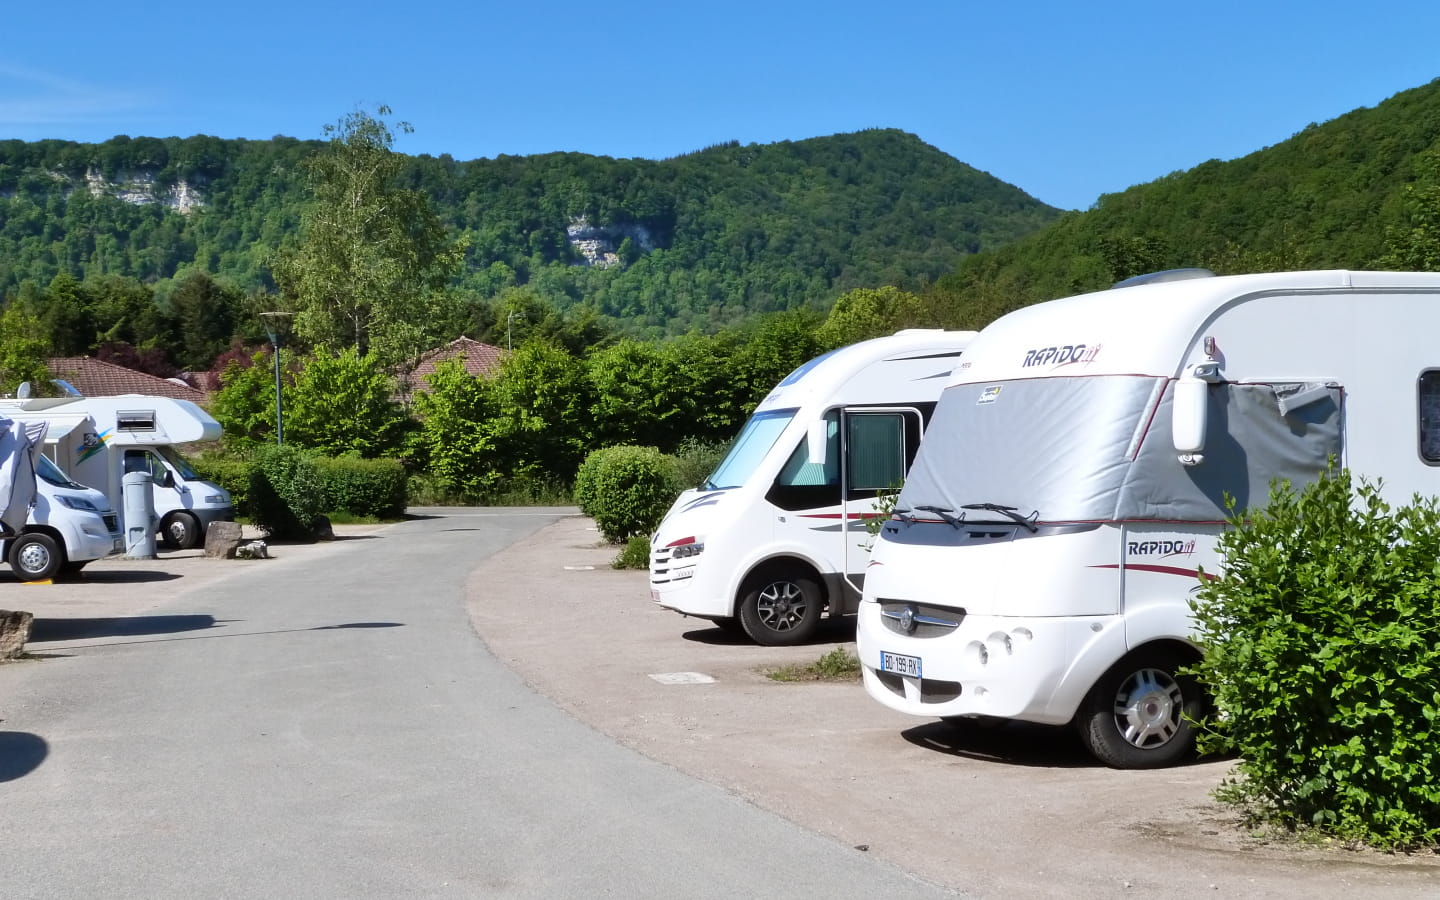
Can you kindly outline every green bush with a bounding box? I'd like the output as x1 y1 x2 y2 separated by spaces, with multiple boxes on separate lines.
312 456 408 519
190 454 254 517
669 437 730 492
579 445 677 542
572 447 616 516
611 535 651 570
249 444 328 541
1191 467 1440 850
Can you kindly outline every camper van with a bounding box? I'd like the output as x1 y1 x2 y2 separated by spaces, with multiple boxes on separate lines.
649 330 976 645
6 455 124 580
857 270 1440 768
0 396 233 550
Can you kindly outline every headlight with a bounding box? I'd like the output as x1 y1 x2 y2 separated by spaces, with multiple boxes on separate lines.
672 542 706 559
205 494 229 504
56 495 98 511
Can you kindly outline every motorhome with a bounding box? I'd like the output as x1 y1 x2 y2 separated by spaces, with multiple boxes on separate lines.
0 417 121 581
0 396 233 550
857 269 1440 768
649 329 976 645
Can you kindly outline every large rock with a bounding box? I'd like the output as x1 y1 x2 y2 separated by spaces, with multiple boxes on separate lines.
204 521 244 559
0 609 33 659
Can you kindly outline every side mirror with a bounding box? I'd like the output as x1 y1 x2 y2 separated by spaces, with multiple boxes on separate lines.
806 419 829 465
157 470 175 488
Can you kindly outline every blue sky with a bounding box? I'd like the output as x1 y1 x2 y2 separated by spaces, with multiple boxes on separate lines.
3 1 1439 211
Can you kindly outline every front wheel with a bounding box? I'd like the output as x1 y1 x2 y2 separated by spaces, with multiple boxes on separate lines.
1077 649 1203 769
160 511 202 550
9 533 63 582
738 570 823 646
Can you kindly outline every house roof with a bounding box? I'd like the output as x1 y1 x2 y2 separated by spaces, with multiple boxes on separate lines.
46 357 210 402
398 337 507 400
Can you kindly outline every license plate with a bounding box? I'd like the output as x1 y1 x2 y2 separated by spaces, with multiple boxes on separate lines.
650 589 660 604
879 651 922 678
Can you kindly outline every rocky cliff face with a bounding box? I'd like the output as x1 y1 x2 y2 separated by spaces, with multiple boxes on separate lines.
565 216 657 267
83 167 205 213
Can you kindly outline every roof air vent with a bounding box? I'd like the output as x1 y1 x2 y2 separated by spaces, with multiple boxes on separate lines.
1112 268 1217 289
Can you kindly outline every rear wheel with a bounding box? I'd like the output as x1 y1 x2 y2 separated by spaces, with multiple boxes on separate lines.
160 511 202 550
738 569 823 646
9 533 63 582
1077 649 1202 769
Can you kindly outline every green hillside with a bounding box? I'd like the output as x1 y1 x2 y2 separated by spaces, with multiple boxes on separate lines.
0 128 1061 336
929 78 1440 328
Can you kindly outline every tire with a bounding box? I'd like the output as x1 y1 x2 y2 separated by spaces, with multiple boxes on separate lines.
9 533 63 582
160 511 202 550
738 569 823 646
1077 649 1203 769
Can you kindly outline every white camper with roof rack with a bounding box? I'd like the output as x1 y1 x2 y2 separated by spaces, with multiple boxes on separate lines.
649 330 976 645
0 396 234 550
857 269 1440 768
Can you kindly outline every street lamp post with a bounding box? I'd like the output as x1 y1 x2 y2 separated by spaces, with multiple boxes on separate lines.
259 312 294 446
506 312 522 352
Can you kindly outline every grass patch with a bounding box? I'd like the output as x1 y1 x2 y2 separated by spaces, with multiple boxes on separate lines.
763 647 861 682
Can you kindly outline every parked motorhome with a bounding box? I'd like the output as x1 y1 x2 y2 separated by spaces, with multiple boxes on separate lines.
0 396 233 550
857 270 1440 768
650 330 976 645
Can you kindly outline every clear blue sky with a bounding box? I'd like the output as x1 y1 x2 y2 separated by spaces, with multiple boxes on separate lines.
4 1 1439 211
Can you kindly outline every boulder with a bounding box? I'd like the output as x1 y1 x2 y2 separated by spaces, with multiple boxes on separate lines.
0 609 34 659
204 521 244 559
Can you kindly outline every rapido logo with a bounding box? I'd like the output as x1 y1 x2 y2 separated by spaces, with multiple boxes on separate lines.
1127 540 1196 559
1022 343 1101 369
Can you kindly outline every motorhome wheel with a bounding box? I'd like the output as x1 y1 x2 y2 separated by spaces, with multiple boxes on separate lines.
9 533 63 582
160 511 202 550
1077 649 1202 769
738 570 822 646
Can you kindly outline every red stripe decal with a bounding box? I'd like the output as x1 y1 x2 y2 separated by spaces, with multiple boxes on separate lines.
1091 563 1217 581
799 513 884 520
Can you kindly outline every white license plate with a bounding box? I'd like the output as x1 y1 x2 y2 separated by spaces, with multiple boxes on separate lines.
879 651 922 678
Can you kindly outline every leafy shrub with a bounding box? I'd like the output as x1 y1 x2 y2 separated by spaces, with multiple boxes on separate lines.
248 444 327 540
1191 467 1440 850
611 535 651 570
669 437 730 492
312 456 407 519
580 445 677 542
572 446 619 516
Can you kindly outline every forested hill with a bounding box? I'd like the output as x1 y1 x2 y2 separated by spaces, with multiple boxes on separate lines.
928 78 1440 328
0 128 1061 333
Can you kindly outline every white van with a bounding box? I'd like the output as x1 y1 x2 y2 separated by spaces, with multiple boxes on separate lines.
650 330 975 645
6 454 124 581
857 270 1440 768
0 396 234 550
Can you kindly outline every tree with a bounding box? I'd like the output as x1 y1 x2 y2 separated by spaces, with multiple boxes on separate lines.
412 359 499 498
817 286 928 348
269 106 469 369
167 269 243 370
0 304 51 394
210 350 282 449
284 346 407 458
1382 148 1440 270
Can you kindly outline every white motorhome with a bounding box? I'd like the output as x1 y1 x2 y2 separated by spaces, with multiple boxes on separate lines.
857 269 1440 768
0 396 234 550
650 330 976 645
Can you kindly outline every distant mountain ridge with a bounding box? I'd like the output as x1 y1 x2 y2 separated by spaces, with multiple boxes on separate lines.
0 128 1062 333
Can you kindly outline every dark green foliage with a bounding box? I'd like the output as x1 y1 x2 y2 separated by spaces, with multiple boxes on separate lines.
312 456 408 520
1191 468 1440 849
611 535 651 570
248 444 327 540
0 129 1058 338
576 445 677 542
669 437 730 492
571 446 612 516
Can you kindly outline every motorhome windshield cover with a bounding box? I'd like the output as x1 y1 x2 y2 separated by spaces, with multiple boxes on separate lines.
898 376 1343 525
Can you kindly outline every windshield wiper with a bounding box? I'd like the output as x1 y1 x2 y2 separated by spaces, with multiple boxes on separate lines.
960 503 1039 533
914 505 965 529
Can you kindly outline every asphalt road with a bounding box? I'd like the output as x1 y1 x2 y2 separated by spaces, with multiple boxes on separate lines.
0 509 951 899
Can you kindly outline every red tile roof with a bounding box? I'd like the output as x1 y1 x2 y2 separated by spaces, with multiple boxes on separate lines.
46 357 210 402
397 337 507 400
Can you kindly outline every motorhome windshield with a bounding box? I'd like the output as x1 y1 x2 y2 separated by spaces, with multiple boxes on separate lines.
705 409 797 490
154 445 199 480
899 376 1165 524
900 374 1344 525
36 456 85 490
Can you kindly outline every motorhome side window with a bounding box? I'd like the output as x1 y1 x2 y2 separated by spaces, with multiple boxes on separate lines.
1419 370 1440 463
767 413 840 511
846 413 906 491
